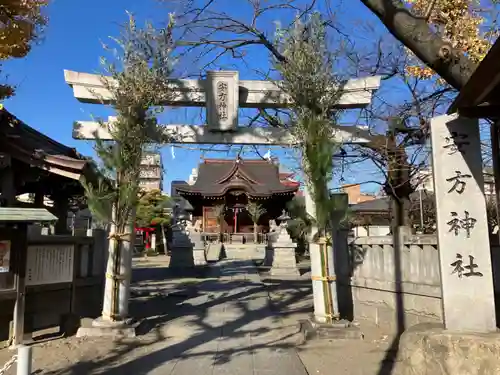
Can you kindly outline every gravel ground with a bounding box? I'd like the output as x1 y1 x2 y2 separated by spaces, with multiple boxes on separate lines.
0 256 208 375
0 256 399 375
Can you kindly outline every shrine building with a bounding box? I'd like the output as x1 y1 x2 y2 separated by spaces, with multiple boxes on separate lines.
172 158 300 238
0 107 101 232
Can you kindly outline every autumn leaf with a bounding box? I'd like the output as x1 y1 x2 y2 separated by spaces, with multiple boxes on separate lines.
404 0 495 80
0 0 48 98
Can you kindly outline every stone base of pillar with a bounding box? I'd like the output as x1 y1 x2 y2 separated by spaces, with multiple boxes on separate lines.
76 317 138 338
169 245 196 268
268 243 299 277
169 243 207 268
298 316 363 344
392 323 500 375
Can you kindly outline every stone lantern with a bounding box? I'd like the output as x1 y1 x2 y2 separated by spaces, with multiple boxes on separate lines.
269 210 299 277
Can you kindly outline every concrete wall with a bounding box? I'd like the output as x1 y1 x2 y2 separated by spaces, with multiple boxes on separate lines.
348 235 500 331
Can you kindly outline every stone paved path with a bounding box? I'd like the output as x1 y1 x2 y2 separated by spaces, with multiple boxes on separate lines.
0 256 394 375
82 259 308 375
0 258 309 375
141 259 308 375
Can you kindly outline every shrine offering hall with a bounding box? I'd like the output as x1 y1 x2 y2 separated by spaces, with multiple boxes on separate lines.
172 158 300 235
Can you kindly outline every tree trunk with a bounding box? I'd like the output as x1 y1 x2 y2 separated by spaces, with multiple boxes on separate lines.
385 132 413 229
254 222 257 243
359 0 477 90
391 194 411 228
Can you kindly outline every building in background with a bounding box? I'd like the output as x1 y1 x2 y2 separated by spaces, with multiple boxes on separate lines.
139 152 163 192
171 157 299 235
0 107 99 235
278 166 302 195
341 183 376 205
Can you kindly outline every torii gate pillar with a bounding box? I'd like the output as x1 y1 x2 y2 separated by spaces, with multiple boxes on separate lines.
64 68 381 334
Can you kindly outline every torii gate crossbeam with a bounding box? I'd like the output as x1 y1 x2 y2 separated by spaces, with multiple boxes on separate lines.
66 70 381 145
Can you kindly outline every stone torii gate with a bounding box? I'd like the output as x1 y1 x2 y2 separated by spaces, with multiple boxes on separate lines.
65 69 380 144
64 69 381 329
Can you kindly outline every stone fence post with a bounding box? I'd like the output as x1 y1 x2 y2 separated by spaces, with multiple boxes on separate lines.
332 227 354 320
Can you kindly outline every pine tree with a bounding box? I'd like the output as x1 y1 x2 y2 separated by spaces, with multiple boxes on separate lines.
136 189 171 253
286 196 315 242
246 201 266 243
83 12 176 322
136 189 171 227
273 13 341 238
272 13 346 323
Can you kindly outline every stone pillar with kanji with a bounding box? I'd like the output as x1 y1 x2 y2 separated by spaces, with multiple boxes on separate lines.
431 114 496 332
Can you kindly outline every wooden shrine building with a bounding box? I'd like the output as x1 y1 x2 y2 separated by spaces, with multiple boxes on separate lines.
0 108 111 347
0 107 99 233
173 158 300 235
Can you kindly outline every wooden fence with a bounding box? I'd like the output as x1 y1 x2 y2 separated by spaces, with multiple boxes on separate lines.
0 229 107 347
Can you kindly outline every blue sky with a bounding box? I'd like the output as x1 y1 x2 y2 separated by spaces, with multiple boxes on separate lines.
2 0 404 195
